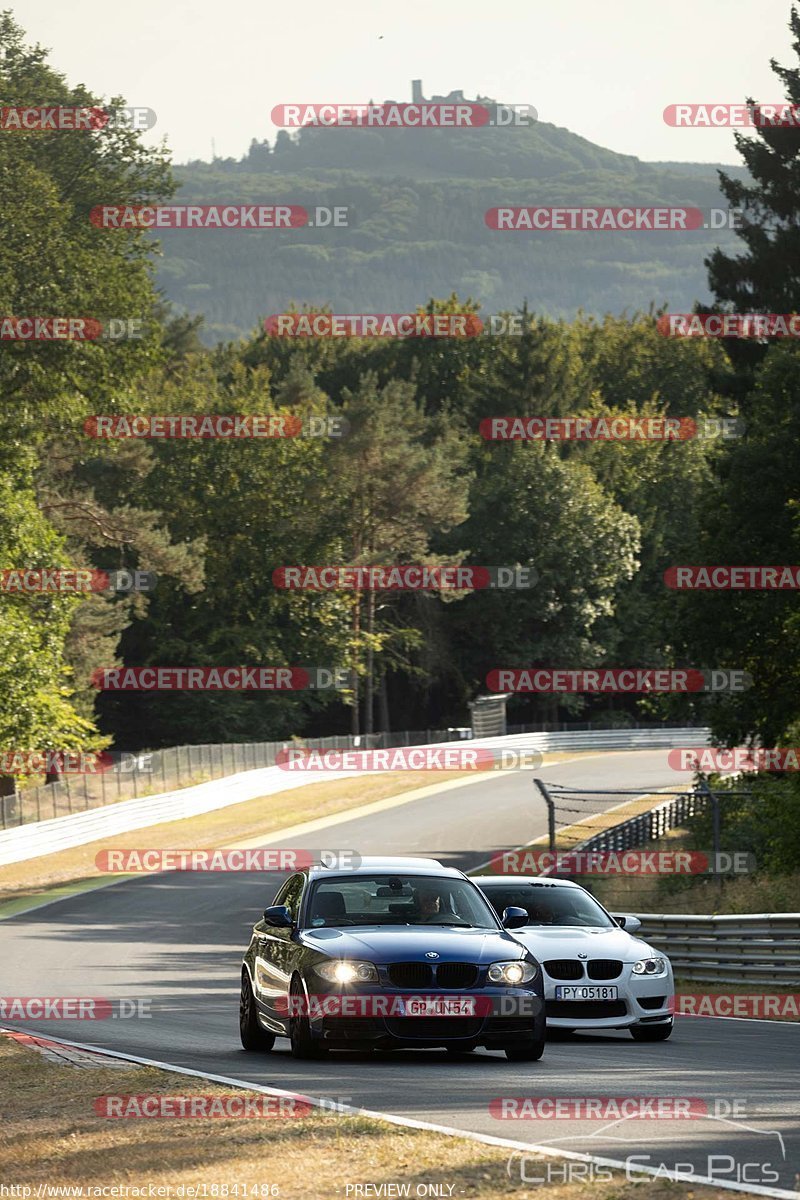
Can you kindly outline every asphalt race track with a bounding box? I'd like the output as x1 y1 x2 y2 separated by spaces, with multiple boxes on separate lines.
1 749 798 1195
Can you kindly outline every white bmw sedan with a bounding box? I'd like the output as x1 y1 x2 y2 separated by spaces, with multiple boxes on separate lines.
476 875 674 1041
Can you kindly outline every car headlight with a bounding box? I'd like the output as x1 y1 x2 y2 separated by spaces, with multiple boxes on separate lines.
487 959 538 985
315 960 379 984
632 957 667 977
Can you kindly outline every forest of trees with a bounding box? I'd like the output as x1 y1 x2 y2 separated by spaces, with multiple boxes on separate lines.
1 9 799 800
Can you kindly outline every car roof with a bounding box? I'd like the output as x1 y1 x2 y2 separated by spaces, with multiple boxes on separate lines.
475 875 583 890
307 856 465 879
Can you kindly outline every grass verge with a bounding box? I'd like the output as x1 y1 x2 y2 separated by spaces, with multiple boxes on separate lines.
470 788 672 874
0 1036 766 1200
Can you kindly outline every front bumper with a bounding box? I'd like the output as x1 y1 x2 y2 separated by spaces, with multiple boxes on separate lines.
308 987 545 1049
544 967 674 1030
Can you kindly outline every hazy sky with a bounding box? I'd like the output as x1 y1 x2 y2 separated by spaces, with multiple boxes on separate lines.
11 0 796 165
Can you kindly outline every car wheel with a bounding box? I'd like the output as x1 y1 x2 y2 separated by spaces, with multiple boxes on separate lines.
239 970 275 1052
504 1036 546 1062
631 1020 673 1042
289 977 327 1059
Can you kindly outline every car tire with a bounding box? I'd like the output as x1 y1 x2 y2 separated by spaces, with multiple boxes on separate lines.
289 977 327 1059
239 970 275 1052
631 1020 673 1042
504 1036 546 1062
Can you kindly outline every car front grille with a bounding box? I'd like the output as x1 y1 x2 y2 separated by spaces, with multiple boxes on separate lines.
547 1000 627 1019
436 962 479 989
587 959 623 980
385 1017 483 1040
388 962 433 988
387 962 480 989
544 959 584 980
637 995 667 1010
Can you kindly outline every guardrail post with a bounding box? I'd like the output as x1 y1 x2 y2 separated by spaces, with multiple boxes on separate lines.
534 779 556 853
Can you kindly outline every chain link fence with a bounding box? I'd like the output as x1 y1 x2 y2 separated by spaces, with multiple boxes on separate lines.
0 719 706 831
0 728 472 829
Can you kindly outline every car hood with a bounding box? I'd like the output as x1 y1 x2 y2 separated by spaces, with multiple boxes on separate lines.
300 924 527 963
508 925 657 961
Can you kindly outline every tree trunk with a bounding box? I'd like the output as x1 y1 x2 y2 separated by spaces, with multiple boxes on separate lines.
365 590 375 734
379 674 391 734
351 594 361 737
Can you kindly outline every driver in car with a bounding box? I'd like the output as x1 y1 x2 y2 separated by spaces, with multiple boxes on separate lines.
415 885 445 922
529 901 555 925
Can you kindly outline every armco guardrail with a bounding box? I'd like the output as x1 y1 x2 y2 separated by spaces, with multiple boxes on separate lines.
0 726 708 867
0 722 708 830
575 789 710 855
0 730 465 830
636 913 800 985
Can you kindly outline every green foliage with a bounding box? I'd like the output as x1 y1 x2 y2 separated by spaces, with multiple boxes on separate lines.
686 774 800 877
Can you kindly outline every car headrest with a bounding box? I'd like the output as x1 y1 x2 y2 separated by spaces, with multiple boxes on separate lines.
315 891 346 916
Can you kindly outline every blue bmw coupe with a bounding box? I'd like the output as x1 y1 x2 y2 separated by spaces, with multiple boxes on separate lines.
240 856 545 1060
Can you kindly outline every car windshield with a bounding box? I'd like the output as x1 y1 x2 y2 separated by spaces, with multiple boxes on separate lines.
480 884 614 928
306 874 500 929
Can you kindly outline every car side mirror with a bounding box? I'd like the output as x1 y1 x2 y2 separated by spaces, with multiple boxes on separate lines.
502 906 529 930
263 904 293 928
613 914 642 933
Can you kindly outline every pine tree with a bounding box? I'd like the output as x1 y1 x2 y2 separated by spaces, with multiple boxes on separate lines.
706 6 800 382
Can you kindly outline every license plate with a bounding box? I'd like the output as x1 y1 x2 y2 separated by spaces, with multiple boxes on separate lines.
554 985 618 1001
399 997 476 1017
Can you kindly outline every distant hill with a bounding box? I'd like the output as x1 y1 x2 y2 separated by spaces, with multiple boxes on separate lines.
155 89 749 342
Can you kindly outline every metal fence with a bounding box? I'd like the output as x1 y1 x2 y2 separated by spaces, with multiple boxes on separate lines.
575 789 710 855
1 721 707 831
636 913 800 985
0 729 472 830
